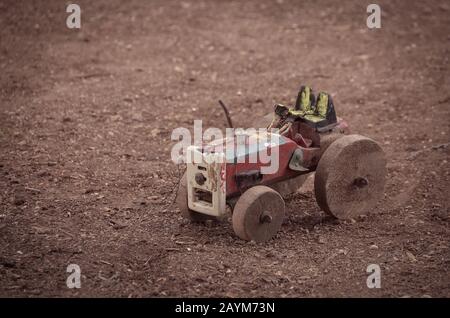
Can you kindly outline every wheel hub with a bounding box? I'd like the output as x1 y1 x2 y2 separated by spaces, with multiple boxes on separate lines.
353 177 369 188
260 211 273 223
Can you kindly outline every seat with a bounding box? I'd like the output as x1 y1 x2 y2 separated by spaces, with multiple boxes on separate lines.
302 92 337 129
289 86 315 117
271 87 338 131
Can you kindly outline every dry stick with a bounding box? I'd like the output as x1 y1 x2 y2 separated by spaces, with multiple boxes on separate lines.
144 256 153 266
100 260 113 266
25 187 41 193
60 229 74 238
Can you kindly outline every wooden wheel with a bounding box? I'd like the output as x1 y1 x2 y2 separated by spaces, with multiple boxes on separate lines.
314 134 386 219
176 172 213 222
232 186 285 242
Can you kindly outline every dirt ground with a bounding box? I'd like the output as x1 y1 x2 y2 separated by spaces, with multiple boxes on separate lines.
0 0 449 298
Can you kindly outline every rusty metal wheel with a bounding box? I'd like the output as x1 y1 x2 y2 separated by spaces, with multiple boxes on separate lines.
232 186 285 242
314 134 386 219
176 172 213 222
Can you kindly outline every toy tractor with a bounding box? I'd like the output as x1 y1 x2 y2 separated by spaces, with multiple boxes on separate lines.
177 86 386 242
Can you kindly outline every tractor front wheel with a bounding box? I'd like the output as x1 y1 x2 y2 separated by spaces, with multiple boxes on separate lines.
232 186 285 242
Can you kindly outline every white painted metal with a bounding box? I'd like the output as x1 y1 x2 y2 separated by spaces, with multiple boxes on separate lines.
186 146 227 217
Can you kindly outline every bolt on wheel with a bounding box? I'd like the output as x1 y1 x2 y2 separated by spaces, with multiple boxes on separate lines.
232 185 285 242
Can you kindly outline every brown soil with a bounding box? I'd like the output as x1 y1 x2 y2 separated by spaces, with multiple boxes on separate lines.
0 0 449 297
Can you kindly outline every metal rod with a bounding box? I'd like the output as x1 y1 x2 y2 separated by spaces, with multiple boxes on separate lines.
218 100 234 128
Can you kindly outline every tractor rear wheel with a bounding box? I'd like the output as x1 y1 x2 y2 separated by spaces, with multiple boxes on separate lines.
232 186 285 242
314 134 386 219
176 172 214 222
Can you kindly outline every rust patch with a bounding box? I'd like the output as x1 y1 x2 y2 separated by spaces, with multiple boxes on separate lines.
206 160 221 192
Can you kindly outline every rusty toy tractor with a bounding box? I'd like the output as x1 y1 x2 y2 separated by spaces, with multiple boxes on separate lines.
177 86 387 242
